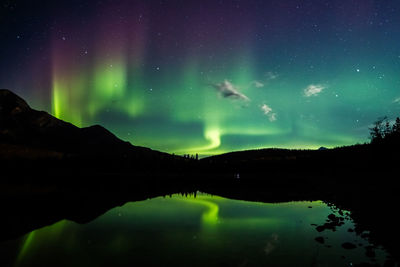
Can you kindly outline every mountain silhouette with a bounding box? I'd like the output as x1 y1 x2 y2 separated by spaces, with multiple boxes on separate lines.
0 89 171 161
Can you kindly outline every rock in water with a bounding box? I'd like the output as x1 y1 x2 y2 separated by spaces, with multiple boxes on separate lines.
315 236 325 244
341 242 357 249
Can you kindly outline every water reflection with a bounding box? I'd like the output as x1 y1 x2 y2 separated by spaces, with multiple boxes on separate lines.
1 194 391 267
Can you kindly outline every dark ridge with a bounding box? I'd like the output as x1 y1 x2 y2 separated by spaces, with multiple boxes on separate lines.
0 88 158 154
0 89 30 113
0 88 184 175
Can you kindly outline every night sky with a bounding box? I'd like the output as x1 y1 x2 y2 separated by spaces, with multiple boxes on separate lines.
1 0 400 156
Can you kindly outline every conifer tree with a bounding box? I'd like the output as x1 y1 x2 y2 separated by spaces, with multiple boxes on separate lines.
393 117 400 134
369 117 385 144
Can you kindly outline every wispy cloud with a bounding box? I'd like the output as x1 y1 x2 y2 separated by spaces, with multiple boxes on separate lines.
212 80 250 101
265 71 278 80
303 84 325 97
261 103 277 121
251 80 264 88
393 97 400 103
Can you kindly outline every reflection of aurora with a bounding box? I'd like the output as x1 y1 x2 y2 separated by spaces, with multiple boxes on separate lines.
16 220 68 266
14 196 319 262
175 195 220 225
13 196 384 266
16 231 35 264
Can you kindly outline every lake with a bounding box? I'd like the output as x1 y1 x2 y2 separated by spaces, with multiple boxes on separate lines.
0 193 390 267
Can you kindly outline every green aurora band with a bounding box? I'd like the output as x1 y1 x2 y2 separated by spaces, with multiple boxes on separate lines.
4 2 400 156
50 48 370 155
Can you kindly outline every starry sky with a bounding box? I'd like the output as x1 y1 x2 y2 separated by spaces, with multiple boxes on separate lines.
1 0 400 156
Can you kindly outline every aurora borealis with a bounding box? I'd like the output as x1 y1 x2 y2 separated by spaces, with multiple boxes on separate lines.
2 1 400 155
6 195 389 266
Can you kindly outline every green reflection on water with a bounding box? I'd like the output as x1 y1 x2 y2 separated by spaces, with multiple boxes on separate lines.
9 194 388 267
175 195 220 225
16 220 69 266
16 231 35 265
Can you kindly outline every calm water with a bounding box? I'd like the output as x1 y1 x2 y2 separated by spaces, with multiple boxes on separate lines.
0 194 390 267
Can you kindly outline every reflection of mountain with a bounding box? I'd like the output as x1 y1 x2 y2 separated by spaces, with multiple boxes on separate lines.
0 188 181 243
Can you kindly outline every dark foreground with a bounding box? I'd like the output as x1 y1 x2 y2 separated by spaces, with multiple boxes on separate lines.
1 192 392 267
1 165 399 267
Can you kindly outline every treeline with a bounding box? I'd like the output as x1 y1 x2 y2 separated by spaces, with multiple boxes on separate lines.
369 116 400 145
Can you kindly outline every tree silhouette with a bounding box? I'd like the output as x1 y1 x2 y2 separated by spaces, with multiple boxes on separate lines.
369 117 386 144
384 121 391 137
393 117 400 134
369 116 400 145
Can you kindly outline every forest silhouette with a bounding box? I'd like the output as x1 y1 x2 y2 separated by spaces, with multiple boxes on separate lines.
369 116 400 145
